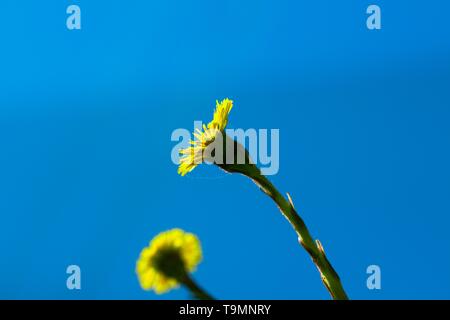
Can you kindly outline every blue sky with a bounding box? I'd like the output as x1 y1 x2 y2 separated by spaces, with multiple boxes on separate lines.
0 0 449 299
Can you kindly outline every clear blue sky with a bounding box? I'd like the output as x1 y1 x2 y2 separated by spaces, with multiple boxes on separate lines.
0 0 449 299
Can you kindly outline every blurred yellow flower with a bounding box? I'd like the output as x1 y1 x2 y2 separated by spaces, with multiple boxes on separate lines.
136 228 202 294
178 98 233 176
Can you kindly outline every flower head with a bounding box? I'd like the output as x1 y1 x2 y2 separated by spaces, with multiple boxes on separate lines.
136 228 202 294
177 98 233 176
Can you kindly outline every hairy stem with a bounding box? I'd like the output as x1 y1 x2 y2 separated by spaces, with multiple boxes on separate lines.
248 172 348 300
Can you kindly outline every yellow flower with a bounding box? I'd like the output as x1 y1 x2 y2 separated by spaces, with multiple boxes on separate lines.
136 228 202 294
178 98 233 176
208 98 233 131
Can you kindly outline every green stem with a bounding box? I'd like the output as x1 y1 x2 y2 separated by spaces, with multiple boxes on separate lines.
249 171 348 300
181 274 215 300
